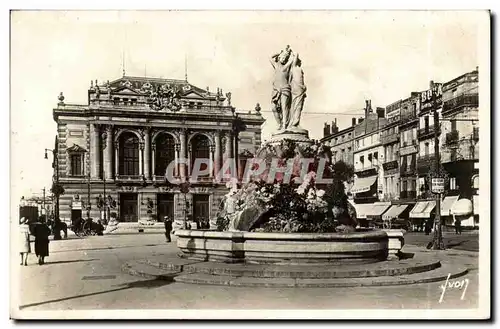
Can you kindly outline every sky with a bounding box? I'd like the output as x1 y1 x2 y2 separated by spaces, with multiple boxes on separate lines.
10 10 485 206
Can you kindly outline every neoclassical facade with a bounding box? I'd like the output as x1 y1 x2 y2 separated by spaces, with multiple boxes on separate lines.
53 76 264 225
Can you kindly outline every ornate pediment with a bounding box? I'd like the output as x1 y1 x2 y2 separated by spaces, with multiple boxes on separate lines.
146 83 182 112
66 144 87 153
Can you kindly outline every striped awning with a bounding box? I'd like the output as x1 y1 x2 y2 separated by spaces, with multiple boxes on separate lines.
351 176 377 194
366 202 392 219
410 201 436 219
473 195 479 215
349 201 391 219
383 205 409 221
441 196 459 216
349 201 372 219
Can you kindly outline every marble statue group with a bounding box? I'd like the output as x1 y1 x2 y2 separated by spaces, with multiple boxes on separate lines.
270 45 307 132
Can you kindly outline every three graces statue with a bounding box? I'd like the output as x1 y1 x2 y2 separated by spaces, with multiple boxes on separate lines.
270 45 307 131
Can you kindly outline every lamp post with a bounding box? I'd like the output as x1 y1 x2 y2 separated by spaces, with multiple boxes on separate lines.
179 181 190 229
44 146 62 240
86 172 91 219
428 81 445 250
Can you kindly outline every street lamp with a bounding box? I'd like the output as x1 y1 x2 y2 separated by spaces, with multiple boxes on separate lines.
44 145 62 240
428 81 445 250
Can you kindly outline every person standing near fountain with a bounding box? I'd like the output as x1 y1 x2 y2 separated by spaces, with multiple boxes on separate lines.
289 53 307 129
270 45 294 131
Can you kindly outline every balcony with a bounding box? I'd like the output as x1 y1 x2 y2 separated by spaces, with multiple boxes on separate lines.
442 94 479 114
441 138 479 163
417 154 436 171
382 160 399 171
400 112 417 124
400 191 417 200
417 125 440 140
381 133 399 145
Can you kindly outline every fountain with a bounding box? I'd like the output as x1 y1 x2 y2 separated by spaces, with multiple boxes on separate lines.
123 46 469 287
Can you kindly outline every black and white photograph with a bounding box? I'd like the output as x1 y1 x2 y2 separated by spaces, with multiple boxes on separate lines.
8 9 491 320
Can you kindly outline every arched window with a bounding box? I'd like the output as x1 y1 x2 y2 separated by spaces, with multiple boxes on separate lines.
119 132 140 176
191 134 210 177
155 133 176 176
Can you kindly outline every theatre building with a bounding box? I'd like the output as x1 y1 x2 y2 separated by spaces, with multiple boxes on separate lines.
52 76 264 226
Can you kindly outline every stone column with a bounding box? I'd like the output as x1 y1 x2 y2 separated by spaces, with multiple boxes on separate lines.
179 130 187 179
104 125 113 180
214 130 222 176
114 141 119 177
139 142 144 176
188 144 192 177
174 144 180 177
225 131 234 159
151 143 156 178
90 124 100 179
144 128 151 180
209 145 215 178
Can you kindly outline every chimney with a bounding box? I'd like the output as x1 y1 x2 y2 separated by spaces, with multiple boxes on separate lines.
376 107 385 118
352 117 356 126
323 123 331 138
429 80 434 89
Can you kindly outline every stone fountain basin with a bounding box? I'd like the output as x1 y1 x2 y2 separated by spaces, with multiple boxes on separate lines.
175 229 389 265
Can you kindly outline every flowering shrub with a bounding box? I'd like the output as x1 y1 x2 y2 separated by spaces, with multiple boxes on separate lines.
216 140 355 233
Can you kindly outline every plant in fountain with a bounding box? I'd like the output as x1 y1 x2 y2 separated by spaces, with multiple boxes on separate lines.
216 139 356 233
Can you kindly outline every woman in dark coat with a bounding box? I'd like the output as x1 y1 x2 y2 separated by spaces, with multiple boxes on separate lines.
163 216 172 242
32 219 51 265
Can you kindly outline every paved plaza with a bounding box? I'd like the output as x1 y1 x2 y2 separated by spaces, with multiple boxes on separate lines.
12 232 480 315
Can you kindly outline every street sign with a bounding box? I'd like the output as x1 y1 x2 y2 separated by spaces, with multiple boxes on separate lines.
431 178 445 194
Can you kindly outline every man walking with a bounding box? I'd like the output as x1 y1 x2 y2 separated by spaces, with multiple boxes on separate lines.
163 216 173 242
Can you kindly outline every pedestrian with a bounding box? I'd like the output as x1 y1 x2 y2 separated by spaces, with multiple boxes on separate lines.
163 216 172 242
424 218 432 235
32 217 51 265
18 217 31 266
455 218 462 235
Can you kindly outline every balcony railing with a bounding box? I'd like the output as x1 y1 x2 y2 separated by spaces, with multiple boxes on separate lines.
381 133 399 145
400 112 417 124
115 174 145 181
417 125 439 140
417 154 436 170
441 138 479 163
445 130 459 145
442 94 479 113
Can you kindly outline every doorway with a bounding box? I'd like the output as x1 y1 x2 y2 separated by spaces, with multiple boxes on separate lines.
193 194 210 229
120 193 138 222
157 193 175 222
71 209 82 226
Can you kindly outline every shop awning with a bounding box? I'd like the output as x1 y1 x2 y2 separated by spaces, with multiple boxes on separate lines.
473 195 479 215
452 198 473 217
349 201 372 219
366 202 392 219
383 205 409 221
351 176 378 194
441 196 459 216
410 201 436 219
